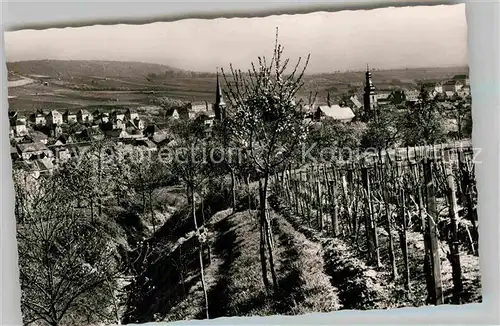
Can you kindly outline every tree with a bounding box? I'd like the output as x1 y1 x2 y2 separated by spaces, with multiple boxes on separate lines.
451 97 472 140
361 107 400 150
15 169 122 326
399 87 446 146
221 28 310 292
167 119 212 318
307 118 365 162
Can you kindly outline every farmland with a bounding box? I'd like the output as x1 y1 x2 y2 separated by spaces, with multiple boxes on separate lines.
7 60 469 113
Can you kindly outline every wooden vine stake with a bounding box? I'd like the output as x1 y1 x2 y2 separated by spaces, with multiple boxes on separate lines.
423 160 444 305
361 166 381 267
446 164 463 304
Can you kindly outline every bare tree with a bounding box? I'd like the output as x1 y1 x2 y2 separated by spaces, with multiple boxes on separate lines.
168 119 212 318
16 171 122 326
221 28 310 292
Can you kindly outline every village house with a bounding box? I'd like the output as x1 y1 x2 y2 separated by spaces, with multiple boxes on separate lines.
312 104 355 122
145 124 170 144
15 158 54 179
165 106 190 120
125 108 139 121
12 119 28 137
458 87 471 97
442 80 463 93
8 110 18 124
144 124 161 138
47 138 72 161
103 128 129 139
47 134 73 161
77 109 93 124
375 92 392 106
16 142 53 161
195 111 216 128
132 117 145 130
63 110 78 124
111 110 126 122
30 111 46 126
92 109 102 120
76 127 105 142
46 110 63 126
101 112 110 123
92 111 110 125
349 95 363 110
434 82 444 94
453 74 470 87
125 121 145 139
50 134 75 146
404 89 420 102
27 131 49 145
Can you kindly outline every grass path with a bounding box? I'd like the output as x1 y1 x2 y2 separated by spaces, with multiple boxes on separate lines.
164 209 233 321
272 211 341 314
179 208 343 320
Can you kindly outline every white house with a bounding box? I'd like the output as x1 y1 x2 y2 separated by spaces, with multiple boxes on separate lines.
31 112 46 126
63 110 78 124
442 80 463 93
315 105 355 122
349 95 363 110
46 110 63 126
458 87 471 97
101 112 110 123
14 119 28 137
16 142 53 161
125 108 139 121
111 110 125 122
404 89 420 102
172 109 180 120
132 117 145 130
434 82 443 94
77 109 93 124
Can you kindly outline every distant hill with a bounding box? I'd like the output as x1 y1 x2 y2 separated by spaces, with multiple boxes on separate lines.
6 60 195 81
6 60 470 113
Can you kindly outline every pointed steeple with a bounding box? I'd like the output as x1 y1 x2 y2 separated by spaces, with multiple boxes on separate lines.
363 63 378 121
364 64 375 94
214 68 226 121
215 68 225 107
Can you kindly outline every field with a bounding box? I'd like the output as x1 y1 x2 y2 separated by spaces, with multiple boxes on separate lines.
7 60 469 114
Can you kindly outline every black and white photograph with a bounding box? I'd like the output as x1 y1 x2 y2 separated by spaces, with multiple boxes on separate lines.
5 2 481 325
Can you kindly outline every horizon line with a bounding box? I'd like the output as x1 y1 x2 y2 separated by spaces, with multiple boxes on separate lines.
7 58 469 75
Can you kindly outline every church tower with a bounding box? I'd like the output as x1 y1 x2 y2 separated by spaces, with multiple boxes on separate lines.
213 68 226 121
363 64 378 121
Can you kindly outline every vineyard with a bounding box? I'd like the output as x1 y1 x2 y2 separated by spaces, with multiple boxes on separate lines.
269 143 480 307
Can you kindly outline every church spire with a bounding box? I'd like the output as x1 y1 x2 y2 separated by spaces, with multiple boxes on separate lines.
214 68 226 121
215 68 225 107
364 64 375 94
363 63 378 121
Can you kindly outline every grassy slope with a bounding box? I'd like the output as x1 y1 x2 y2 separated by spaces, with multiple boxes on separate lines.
128 206 343 323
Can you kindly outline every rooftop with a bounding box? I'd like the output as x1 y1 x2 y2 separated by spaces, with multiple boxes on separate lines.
318 105 355 120
17 142 49 153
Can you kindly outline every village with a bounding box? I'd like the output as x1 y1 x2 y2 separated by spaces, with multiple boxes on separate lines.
8 68 471 179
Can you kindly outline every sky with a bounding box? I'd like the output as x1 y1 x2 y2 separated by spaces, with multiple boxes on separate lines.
4 4 468 74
